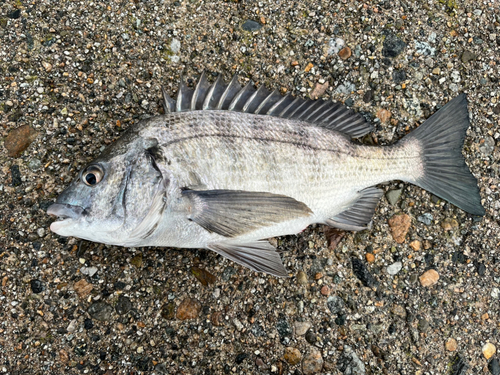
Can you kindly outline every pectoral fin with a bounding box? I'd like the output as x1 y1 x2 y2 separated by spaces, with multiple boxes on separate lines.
182 189 312 238
208 241 288 277
326 187 383 231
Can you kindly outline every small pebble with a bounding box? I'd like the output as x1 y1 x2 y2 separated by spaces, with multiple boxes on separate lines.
483 343 496 360
409 240 421 251
338 46 351 60
419 269 439 287
73 279 93 298
294 321 312 336
302 348 323 375
417 213 433 225
88 302 114 322
386 189 402 205
387 261 402 275
297 271 308 285
441 218 458 231
388 213 411 243
241 20 262 32
376 108 391 123
30 279 44 294
320 285 330 296
283 347 301 365
176 298 202 320
446 338 458 351
365 253 375 263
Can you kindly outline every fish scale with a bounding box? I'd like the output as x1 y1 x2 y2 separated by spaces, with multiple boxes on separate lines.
47 73 484 277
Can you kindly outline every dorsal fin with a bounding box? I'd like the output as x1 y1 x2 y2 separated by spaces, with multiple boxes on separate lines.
163 73 373 138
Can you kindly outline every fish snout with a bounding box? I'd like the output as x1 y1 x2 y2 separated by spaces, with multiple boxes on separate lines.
47 203 85 220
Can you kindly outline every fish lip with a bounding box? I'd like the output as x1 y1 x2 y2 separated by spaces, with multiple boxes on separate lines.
47 203 85 220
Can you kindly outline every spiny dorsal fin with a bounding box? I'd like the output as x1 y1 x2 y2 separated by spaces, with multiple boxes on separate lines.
163 73 373 138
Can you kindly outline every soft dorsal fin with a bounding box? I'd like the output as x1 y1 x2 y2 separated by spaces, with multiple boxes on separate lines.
162 73 373 138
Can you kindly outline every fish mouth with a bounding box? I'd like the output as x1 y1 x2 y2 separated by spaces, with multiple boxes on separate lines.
47 203 85 233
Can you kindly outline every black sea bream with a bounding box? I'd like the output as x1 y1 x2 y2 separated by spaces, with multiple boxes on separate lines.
47 73 484 276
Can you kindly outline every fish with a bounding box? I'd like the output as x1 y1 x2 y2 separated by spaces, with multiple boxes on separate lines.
47 72 485 277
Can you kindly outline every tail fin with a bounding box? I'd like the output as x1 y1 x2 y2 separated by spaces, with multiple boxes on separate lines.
401 94 485 216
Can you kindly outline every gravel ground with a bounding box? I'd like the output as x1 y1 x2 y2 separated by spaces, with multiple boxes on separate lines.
1 0 500 374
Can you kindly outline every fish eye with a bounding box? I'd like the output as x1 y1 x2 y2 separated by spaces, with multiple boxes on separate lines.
81 165 104 186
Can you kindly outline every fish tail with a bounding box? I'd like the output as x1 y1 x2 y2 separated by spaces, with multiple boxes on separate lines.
400 94 484 216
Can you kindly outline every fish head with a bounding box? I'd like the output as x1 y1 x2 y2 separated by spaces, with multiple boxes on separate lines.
47 134 166 245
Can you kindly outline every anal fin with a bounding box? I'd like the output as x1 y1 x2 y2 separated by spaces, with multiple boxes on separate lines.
325 187 383 231
208 241 288 277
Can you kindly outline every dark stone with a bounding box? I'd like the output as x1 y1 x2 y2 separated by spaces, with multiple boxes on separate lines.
84 318 94 330
363 90 373 103
250 323 266 337
327 295 345 315
114 281 127 290
8 9 21 19
30 279 44 294
477 262 486 276
241 20 262 32
461 50 476 64
10 165 22 186
115 295 132 315
450 353 469 375
351 258 378 288
335 314 346 326
488 358 500 375
493 104 500 115
235 353 248 364
393 69 407 84
276 315 292 343
388 322 396 334
382 33 406 58
344 98 354 107
222 266 236 281
305 328 317 345
161 302 176 320
74 343 87 356
88 302 114 322
338 346 365 374
418 318 430 332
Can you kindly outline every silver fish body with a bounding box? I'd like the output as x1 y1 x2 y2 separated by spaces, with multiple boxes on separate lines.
47 73 484 276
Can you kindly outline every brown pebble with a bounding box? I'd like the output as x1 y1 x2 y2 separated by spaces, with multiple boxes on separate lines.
324 227 345 251
388 213 411 243
445 338 457 351
441 218 458 231
73 279 93 299
284 347 302 365
376 108 392 123
314 272 323 280
191 266 216 286
297 271 308 285
304 62 314 72
419 269 439 287
320 286 330 296
5 125 38 158
365 253 375 263
291 61 299 66
409 240 421 251
302 348 323 375
338 46 351 60
210 311 225 326
59 349 69 363
176 297 202 320
309 82 329 99
130 253 143 267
